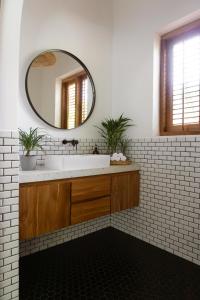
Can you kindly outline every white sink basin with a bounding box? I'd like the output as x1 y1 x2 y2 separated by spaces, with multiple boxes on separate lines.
45 155 110 171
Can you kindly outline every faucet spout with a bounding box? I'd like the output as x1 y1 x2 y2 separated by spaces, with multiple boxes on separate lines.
62 139 79 150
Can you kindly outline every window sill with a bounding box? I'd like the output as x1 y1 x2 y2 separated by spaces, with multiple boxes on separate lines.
160 130 200 136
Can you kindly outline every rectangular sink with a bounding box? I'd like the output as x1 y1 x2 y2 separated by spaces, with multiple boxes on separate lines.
45 155 110 171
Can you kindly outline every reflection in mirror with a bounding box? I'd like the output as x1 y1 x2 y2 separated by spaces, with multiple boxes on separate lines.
26 50 95 129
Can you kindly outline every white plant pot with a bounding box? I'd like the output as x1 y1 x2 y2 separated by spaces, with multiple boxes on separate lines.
20 155 37 171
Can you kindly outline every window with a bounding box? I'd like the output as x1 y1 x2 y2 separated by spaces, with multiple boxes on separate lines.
61 71 89 129
160 19 200 135
81 77 88 123
67 82 76 129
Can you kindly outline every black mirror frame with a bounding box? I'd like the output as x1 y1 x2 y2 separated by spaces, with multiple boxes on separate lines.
25 49 96 130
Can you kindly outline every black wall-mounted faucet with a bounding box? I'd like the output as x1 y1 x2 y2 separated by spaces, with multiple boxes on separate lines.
62 139 79 150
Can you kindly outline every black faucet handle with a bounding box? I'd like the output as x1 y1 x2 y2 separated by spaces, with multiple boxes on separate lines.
62 139 68 145
62 139 79 149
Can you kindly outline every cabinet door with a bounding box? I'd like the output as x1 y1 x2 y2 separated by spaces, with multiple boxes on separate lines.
20 185 38 240
111 171 139 213
20 181 71 240
37 181 71 237
71 197 110 225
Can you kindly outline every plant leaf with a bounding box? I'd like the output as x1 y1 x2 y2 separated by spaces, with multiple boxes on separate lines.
19 127 45 156
95 114 134 154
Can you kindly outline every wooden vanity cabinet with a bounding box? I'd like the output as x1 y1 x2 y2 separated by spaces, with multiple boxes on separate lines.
20 171 139 240
20 180 71 240
111 172 139 213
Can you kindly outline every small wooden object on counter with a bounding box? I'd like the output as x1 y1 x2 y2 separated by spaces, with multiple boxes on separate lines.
110 160 132 166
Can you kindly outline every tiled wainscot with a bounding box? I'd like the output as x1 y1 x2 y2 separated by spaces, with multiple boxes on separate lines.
0 131 19 300
112 136 200 265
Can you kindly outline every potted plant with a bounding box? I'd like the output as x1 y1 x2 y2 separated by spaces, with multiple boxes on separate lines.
119 138 131 157
19 127 45 170
96 114 133 155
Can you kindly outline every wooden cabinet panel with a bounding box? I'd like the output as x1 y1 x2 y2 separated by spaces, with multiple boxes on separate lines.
20 185 38 240
19 181 71 240
111 171 139 213
37 181 71 237
71 175 111 203
71 197 110 225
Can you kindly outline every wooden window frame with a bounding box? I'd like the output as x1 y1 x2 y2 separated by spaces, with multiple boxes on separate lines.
61 71 87 129
160 19 200 135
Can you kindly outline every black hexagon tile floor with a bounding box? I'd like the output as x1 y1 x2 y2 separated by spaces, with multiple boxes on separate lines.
20 227 200 300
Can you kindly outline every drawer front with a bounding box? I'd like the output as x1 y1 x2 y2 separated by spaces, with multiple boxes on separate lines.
71 197 110 225
71 175 111 203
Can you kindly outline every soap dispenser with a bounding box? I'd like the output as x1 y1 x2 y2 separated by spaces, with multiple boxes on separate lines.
93 144 99 154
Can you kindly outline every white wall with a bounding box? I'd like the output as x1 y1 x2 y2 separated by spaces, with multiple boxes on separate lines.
112 0 200 137
19 0 113 138
0 0 23 130
18 0 200 137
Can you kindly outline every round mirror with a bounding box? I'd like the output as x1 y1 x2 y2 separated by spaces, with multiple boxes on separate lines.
25 50 95 129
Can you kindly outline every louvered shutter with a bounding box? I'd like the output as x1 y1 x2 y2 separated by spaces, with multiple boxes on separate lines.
160 20 200 134
81 77 88 122
67 82 76 129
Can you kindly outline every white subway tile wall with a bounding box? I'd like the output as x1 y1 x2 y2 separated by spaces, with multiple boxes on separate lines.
20 135 200 267
2 133 200 299
0 131 19 300
20 215 110 257
111 136 200 266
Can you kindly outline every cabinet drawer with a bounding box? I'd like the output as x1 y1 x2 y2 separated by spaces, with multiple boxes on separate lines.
71 197 110 225
71 175 111 203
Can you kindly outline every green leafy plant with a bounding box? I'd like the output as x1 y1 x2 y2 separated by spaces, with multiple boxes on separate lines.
96 114 133 154
119 138 131 156
19 128 45 156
